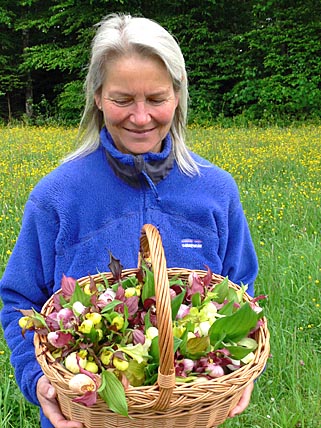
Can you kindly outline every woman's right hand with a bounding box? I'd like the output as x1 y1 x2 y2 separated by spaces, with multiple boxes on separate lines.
36 375 84 428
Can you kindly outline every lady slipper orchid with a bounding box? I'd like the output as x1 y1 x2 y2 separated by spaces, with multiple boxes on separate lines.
47 331 73 348
65 352 87 374
69 373 96 394
19 257 266 417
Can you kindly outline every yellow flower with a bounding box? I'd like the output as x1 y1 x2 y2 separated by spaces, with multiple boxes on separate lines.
113 356 129 371
124 287 136 298
83 283 95 295
100 349 113 365
18 316 33 329
85 312 102 325
79 319 94 334
85 361 99 373
111 316 124 331
65 352 87 374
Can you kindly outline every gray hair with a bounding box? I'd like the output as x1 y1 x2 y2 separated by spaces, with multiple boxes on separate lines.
65 13 199 175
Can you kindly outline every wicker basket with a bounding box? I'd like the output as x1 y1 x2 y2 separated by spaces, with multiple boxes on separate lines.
34 224 270 428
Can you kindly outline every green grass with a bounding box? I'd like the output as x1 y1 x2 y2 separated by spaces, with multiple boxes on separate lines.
0 125 320 427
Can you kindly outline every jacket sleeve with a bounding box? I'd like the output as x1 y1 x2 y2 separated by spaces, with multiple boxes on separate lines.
219 185 258 297
0 196 58 406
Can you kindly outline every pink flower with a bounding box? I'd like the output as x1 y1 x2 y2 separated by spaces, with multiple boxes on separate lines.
207 363 225 378
57 308 76 329
132 329 145 345
47 331 73 348
71 363 101 407
176 304 190 319
175 358 195 377
97 288 116 308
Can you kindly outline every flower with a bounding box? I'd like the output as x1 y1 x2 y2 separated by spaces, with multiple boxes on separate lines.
19 256 266 417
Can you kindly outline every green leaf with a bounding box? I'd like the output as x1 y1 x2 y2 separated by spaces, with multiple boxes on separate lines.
149 336 160 363
144 363 159 385
225 337 258 360
218 300 235 316
144 310 152 331
224 344 255 360
209 303 259 348
141 267 155 303
191 292 201 307
213 277 229 303
227 287 239 304
70 282 92 306
101 300 123 314
124 359 146 387
121 276 138 288
171 289 186 320
178 321 194 356
186 336 210 359
173 336 182 353
98 370 128 417
118 344 149 364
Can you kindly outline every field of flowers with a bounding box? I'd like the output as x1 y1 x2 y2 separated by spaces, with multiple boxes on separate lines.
0 125 320 427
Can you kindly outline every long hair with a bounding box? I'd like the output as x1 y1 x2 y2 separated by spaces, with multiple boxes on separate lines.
64 14 200 175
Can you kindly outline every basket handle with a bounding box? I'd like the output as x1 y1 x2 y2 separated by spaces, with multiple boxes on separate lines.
140 224 175 411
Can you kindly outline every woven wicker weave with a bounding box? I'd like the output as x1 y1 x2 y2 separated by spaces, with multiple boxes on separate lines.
34 224 270 428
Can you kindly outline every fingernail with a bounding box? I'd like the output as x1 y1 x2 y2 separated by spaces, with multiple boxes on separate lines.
47 386 55 398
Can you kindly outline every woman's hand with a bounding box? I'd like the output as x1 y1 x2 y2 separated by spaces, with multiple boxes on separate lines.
37 375 84 428
228 381 254 418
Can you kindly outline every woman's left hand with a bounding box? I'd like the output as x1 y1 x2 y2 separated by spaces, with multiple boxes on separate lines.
228 381 254 418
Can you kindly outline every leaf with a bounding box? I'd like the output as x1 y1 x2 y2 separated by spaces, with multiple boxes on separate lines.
61 274 77 298
209 303 259 348
141 267 155 303
213 277 229 303
225 337 258 360
124 359 146 387
173 336 182 353
149 336 160 363
101 300 123 314
218 301 235 316
118 344 149 364
171 290 186 321
144 363 159 385
178 321 194 356
226 287 239 304
69 282 92 306
121 276 138 288
108 251 123 282
191 292 201 307
144 310 152 331
186 336 210 359
98 370 128 417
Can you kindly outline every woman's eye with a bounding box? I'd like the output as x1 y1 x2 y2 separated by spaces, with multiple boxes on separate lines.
148 99 165 105
113 99 133 106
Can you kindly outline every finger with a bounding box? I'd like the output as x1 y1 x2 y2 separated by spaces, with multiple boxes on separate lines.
37 376 83 428
228 382 254 417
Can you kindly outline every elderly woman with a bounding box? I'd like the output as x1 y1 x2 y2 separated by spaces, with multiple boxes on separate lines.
0 14 257 428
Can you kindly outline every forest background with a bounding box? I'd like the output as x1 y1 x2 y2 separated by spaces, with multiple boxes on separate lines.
1 0 321 126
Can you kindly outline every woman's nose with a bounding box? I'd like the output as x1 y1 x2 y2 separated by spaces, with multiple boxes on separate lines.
129 101 151 126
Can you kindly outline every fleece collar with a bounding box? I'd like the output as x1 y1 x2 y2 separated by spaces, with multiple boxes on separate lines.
100 127 175 188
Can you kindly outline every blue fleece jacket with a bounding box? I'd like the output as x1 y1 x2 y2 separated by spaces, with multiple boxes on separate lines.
0 128 258 427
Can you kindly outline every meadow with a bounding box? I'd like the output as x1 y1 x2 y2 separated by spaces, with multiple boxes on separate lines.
0 125 320 428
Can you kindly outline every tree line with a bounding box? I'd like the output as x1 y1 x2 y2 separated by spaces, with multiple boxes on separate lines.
1 0 321 125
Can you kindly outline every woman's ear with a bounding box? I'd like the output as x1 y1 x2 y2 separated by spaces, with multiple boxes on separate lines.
94 93 102 111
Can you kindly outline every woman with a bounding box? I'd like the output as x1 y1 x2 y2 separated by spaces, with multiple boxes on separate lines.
0 14 258 428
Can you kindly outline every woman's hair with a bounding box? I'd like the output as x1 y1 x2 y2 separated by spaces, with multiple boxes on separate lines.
64 13 199 175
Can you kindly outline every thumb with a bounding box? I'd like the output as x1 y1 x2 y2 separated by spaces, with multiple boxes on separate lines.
46 384 57 399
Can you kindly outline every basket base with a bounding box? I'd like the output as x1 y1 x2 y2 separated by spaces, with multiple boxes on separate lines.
57 391 241 428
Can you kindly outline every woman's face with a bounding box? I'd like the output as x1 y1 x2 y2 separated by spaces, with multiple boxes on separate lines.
95 54 179 154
